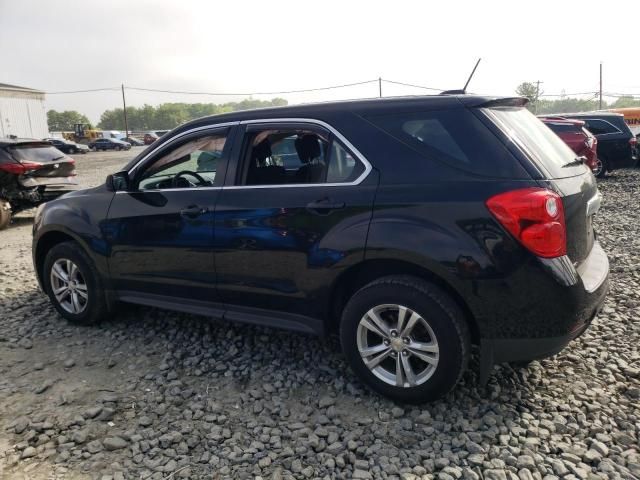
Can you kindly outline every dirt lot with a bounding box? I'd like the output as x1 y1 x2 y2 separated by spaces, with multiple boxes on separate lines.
0 151 639 480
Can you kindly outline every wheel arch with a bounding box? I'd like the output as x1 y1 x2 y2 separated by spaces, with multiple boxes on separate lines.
34 229 84 286
328 258 481 344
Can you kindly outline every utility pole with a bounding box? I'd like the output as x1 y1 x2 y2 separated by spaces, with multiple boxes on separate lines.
121 83 129 138
535 80 541 114
599 62 603 110
378 77 382 98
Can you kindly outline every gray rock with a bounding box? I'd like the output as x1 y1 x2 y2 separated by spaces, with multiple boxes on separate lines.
318 396 335 408
13 416 29 434
353 469 373 480
103 436 128 451
21 446 36 459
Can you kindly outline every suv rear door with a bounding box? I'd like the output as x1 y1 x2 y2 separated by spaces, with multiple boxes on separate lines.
212 120 377 331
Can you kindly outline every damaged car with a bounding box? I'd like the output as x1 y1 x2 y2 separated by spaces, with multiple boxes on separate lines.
0 138 78 230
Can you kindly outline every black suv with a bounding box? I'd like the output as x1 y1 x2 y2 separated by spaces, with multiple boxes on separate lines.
548 112 637 175
32 96 609 402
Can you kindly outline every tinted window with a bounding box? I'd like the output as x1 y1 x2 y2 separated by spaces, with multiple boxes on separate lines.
8 145 67 163
483 107 584 178
367 108 522 178
545 122 582 134
583 119 620 135
243 128 363 185
138 133 227 190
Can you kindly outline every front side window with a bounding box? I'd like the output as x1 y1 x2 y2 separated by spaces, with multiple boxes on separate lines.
243 127 364 185
138 132 227 190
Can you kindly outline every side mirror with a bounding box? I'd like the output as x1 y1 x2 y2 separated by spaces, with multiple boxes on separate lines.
106 171 130 192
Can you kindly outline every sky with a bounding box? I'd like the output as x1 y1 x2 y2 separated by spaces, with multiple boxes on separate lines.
1 0 639 124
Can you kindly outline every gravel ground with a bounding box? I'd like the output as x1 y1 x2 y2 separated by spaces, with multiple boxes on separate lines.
0 153 638 480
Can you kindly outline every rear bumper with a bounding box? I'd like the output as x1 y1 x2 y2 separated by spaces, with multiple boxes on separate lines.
478 241 609 381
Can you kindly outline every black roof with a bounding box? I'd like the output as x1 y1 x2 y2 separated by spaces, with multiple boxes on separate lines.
174 95 525 132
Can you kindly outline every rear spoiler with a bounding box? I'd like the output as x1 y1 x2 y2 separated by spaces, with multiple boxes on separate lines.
476 97 529 108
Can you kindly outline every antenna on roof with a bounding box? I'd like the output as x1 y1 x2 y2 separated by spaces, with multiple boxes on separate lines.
463 58 482 93
440 57 482 95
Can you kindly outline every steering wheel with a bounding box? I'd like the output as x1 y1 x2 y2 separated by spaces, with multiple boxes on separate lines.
172 170 208 188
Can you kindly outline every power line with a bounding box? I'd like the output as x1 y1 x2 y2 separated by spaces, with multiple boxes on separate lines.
46 87 120 94
124 79 380 96
381 79 443 91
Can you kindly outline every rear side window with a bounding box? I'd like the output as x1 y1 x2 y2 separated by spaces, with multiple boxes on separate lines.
583 119 621 135
242 128 364 185
366 108 523 178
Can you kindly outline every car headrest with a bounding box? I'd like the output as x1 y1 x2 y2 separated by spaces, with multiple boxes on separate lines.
253 139 272 163
295 134 321 163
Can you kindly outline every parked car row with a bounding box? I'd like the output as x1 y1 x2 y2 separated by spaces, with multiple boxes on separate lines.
541 112 637 177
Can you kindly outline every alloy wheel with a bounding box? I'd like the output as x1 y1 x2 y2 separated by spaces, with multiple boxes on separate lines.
592 159 603 177
356 304 439 388
50 258 88 314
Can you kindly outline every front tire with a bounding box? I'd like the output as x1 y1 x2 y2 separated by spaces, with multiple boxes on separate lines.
43 241 107 325
340 275 470 403
0 199 11 230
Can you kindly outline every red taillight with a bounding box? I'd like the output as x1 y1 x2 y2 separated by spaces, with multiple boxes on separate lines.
0 161 42 174
630 137 637 146
486 187 567 258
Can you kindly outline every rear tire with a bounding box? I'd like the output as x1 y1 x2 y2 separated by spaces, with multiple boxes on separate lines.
0 199 11 230
43 241 107 325
594 156 608 178
340 275 470 403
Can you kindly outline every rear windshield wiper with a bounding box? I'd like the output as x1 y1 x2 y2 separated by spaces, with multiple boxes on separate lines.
562 156 587 168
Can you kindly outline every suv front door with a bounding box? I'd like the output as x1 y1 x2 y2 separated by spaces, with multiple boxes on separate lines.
213 120 377 331
105 125 235 303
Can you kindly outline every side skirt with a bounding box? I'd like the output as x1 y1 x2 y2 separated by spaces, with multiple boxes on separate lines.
116 291 324 336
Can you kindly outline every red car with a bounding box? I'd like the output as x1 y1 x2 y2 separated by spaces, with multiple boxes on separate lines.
540 117 599 175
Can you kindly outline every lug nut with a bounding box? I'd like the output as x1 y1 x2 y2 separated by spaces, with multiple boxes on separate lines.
384 339 390 346
390 330 397 337
402 351 409 356
403 337 410 344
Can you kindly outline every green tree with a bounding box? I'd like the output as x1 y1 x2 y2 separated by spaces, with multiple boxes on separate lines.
47 110 92 131
515 82 543 111
97 98 288 131
608 96 640 109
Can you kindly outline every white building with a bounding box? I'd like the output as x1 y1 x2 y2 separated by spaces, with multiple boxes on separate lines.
0 83 48 139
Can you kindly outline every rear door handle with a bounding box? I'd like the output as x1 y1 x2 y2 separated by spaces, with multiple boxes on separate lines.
180 205 207 218
306 199 345 215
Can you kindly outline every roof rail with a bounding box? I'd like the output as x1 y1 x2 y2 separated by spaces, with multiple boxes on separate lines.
440 89 466 95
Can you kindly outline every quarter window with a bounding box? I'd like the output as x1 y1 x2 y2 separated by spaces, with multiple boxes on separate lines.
367 108 523 178
138 132 227 190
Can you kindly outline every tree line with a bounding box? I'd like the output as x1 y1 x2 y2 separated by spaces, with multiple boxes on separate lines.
47 98 288 132
515 82 640 114
48 87 640 132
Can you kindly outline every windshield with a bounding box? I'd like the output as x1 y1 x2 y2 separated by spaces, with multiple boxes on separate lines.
482 106 587 178
8 145 67 163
